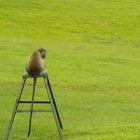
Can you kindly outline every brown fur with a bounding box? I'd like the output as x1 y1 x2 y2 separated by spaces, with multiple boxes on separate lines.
26 48 46 76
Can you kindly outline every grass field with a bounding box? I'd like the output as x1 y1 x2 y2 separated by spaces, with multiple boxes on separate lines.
0 0 140 139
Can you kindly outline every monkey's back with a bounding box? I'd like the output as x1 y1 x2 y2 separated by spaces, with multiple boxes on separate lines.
26 51 43 77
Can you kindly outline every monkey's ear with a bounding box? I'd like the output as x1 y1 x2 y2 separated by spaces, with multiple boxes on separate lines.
38 48 46 53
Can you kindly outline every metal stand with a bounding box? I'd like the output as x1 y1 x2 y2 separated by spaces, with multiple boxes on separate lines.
5 71 63 140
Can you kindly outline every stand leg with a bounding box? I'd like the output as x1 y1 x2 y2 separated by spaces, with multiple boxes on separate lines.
44 78 63 140
5 78 26 140
46 75 63 129
28 77 37 137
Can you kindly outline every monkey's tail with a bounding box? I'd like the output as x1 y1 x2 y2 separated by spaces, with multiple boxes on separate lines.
33 76 37 85
33 71 38 81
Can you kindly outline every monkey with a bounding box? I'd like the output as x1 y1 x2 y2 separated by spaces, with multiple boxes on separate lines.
26 48 46 77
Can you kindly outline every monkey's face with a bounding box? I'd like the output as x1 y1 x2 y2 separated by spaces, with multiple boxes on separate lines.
38 48 46 59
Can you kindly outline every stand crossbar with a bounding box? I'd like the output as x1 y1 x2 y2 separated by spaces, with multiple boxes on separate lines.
16 109 52 113
19 101 51 104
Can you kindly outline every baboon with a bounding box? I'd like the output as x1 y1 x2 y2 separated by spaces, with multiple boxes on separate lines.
26 48 46 77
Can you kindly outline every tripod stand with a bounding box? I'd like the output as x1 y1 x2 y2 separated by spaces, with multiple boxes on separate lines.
5 71 63 140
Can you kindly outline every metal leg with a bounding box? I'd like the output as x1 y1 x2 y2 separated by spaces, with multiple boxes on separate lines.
46 75 63 129
5 78 26 140
28 77 37 137
44 78 63 140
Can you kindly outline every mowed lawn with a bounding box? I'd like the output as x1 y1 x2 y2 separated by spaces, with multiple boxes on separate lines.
0 0 140 139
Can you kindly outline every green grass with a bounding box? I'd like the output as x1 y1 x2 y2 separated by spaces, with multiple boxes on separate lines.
0 0 140 139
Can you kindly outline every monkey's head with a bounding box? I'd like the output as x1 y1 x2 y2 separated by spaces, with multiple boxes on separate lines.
38 48 46 59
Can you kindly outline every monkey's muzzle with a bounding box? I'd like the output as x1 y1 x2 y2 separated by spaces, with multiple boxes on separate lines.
42 52 46 58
